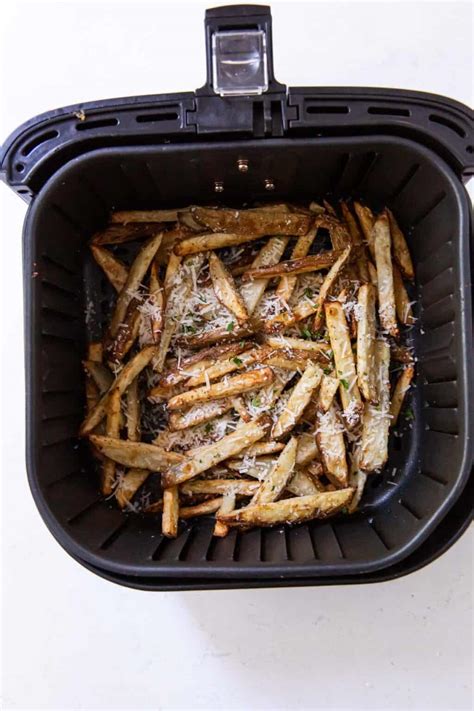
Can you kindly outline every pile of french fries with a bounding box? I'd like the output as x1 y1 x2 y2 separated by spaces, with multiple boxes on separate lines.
81 200 415 537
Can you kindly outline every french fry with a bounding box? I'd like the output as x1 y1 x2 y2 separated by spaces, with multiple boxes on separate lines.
393 264 415 325
209 251 249 324
91 245 128 292
106 300 141 363
315 405 348 487
373 213 398 338
83 360 114 394
185 345 270 389
231 396 251 422
175 232 263 256
359 340 391 472
162 416 270 487
272 362 323 439
242 250 340 281
111 209 180 223
227 457 319 497
263 350 317 371
101 388 122 495
240 236 289 314
158 342 248 390
348 468 368 513
239 441 285 457
168 398 234 431
325 301 362 424
178 209 206 231
251 437 297 505
175 324 253 349
296 432 320 466
180 497 223 519
115 468 150 509
353 202 376 260
323 200 337 218
91 223 162 246
213 490 236 537
167 367 274 411
162 485 179 538
189 206 312 236
147 260 164 343
275 227 317 303
389 365 414 425
368 260 378 290
317 375 340 413
181 479 259 497
89 435 185 470
80 345 156 436
356 283 377 403
108 232 163 338
88 342 103 363
264 335 331 357
126 378 141 441
386 208 414 281
313 245 352 330
217 489 354 528
391 343 415 364
287 470 319 496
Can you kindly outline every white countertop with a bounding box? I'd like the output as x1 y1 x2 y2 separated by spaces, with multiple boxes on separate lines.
1 2 472 709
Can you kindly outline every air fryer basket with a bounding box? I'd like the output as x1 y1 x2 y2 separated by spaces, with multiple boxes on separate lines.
2 5 473 586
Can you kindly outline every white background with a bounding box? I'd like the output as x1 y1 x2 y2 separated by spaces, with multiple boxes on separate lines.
1 1 472 709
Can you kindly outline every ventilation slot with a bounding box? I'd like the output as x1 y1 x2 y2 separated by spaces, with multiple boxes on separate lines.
67 497 102 525
136 111 179 124
21 130 59 156
76 117 119 131
368 106 410 117
412 192 446 226
306 105 349 114
399 499 422 521
99 520 130 550
390 163 420 199
429 114 466 138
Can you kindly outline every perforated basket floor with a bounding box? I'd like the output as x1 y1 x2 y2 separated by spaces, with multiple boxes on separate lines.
24 136 472 580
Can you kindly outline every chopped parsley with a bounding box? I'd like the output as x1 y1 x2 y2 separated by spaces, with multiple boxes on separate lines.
323 367 332 375
232 356 243 366
304 287 313 299
251 396 261 408
340 378 350 390
226 321 235 332
204 422 213 434
300 327 313 340
184 324 196 334
239 340 246 347
404 406 415 421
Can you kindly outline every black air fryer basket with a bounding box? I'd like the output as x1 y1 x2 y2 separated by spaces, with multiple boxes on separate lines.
1 5 472 590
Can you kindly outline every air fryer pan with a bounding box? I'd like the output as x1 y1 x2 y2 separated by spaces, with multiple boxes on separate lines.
23 135 472 579
2 4 472 586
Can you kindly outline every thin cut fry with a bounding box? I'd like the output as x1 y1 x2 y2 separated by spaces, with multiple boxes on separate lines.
158 342 248 390
217 489 354 528
181 480 259 497
353 202 376 259
389 365 414 425
239 441 285 457
147 260 164 343
242 250 340 281
275 227 317 302
91 245 128 292
272 362 322 439
115 468 150 509
80 345 156 435
264 336 331 356
180 497 223 519
356 283 377 403
168 398 233 431
373 213 398 338
101 388 122 495
313 245 351 330
359 340 391 471
111 209 180 223
209 251 249 324
213 491 236 537
317 375 340 413
296 432 320 466
240 236 289 314
91 223 162 246
251 437 297 505
325 301 362 424
175 232 263 256
190 206 312 236
162 416 270 487
393 264 415 325
126 378 141 441
231 396 251 422
167 367 274 411
83 360 114 394
185 345 270 389
316 404 348 487
386 208 414 281
162 485 179 538
176 324 253 349
89 435 184 470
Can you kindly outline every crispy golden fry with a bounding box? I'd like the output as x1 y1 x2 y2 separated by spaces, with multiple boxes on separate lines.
353 202 376 259
243 250 340 281
231 396 251 422
175 232 263 256
264 335 331 356
226 456 318 497
218 488 354 528
348 465 368 513
106 300 141 363
393 264 415 325
91 223 163 246
189 206 312 236
209 251 249 324
340 201 371 282
240 236 290 314
147 260 164 343
368 260 378 290
309 201 325 214
239 441 285 457
162 485 179 538
213 490 236 537
90 435 184 470
101 388 122 495
176 324 253 349
177 209 206 231
168 398 233 431
386 208 414 281
185 345 269 389
272 362 323 439
80 345 156 436
158 342 248 390
143 499 164 514
125 378 141 442
275 228 317 302
180 497 223 519
168 367 274 411
359 340 391 472
88 342 103 362
296 432 320 466
390 343 415 364
317 375 340 413
108 232 163 338
325 301 362 424
225 457 274 477
111 209 180 223
181 479 259 497
316 405 349 487
389 365 414 425
313 245 352 330
115 468 150 509
340 201 362 246
323 200 337 217
356 283 377 403
251 437 297 505
373 213 398 338
91 245 128 292
287 470 319 496
263 350 317 371
83 360 114 394
162 416 270 487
